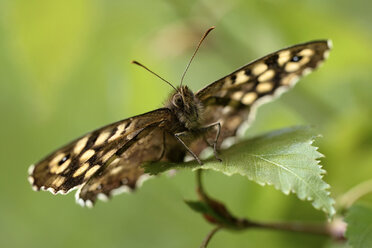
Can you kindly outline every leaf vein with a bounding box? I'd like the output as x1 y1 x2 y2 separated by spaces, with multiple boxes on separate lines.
250 154 328 205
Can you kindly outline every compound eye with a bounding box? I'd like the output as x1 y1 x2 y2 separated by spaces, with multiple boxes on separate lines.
173 95 184 108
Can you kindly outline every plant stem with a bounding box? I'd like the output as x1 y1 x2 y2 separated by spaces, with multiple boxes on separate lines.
201 217 346 248
196 170 346 247
239 218 345 239
252 220 329 235
200 226 222 248
338 178 372 209
196 169 208 201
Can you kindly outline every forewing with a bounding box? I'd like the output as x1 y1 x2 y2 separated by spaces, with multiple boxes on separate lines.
192 40 331 154
28 108 172 195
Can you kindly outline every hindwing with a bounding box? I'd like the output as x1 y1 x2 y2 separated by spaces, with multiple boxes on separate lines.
76 127 185 206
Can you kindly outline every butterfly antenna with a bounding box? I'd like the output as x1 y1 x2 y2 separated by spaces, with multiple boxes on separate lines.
131 60 178 92
180 26 215 87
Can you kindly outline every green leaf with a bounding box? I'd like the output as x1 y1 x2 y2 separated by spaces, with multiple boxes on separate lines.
184 200 222 222
144 126 335 217
185 200 209 213
345 204 372 248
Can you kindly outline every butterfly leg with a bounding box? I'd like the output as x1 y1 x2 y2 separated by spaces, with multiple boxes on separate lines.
202 122 222 162
174 132 203 165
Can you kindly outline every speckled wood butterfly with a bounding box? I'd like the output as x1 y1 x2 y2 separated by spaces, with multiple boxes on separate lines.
28 27 331 207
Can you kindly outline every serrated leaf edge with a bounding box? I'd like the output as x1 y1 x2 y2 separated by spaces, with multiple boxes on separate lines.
192 136 335 216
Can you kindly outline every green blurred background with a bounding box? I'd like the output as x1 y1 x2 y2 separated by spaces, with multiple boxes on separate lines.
1 0 371 247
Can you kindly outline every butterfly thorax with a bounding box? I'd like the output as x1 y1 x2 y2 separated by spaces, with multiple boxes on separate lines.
165 86 203 131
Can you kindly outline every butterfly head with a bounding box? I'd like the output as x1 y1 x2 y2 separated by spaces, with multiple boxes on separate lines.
167 86 202 129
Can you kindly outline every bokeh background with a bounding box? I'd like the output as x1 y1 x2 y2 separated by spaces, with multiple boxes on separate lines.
1 0 371 247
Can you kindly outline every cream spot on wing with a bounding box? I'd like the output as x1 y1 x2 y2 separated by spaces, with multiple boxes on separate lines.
316 61 324 68
98 193 109 202
28 176 34 184
110 185 132 196
242 92 257 105
222 106 234 115
54 159 71 174
95 131 111 146
46 187 57 194
298 48 314 57
302 68 313 76
218 89 228 97
121 178 129 185
80 149 95 162
73 163 90 177
256 82 274 93
282 74 300 86
50 153 66 166
74 136 89 154
231 91 244 101
252 63 268 75
84 165 101 179
127 130 139 140
258 69 275 82
327 40 333 49
108 123 126 142
221 136 237 149
109 158 121 167
86 200 93 208
235 70 250 84
323 50 330 59
126 119 134 130
278 50 291 66
110 166 123 175
52 176 66 187
298 56 310 66
28 164 35 175
88 182 101 191
285 62 301 72
136 174 152 188
102 149 117 163
226 116 242 130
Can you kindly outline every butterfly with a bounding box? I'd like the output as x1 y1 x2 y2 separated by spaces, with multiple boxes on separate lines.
28 27 332 207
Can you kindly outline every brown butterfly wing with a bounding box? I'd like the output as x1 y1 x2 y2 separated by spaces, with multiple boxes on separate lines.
191 40 332 154
28 108 173 195
76 127 185 206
